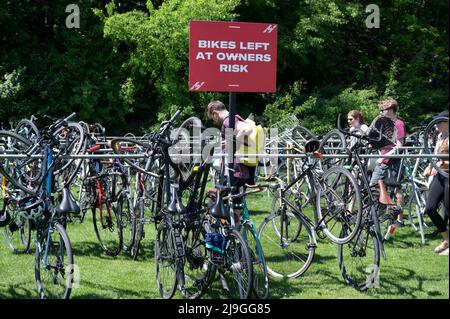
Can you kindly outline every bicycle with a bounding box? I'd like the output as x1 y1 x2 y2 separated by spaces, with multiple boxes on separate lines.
0 113 82 298
258 139 363 278
201 184 253 299
230 184 269 299
335 114 399 290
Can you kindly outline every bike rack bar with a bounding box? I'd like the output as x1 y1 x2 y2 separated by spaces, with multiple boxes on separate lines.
0 153 448 159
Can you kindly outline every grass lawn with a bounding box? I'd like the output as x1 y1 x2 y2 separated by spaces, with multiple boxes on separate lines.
0 191 448 299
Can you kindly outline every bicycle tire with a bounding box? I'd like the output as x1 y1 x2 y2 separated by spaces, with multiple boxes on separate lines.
92 177 123 256
337 227 380 291
35 221 74 299
169 116 204 183
181 225 210 299
53 122 86 177
289 125 317 150
220 228 253 299
116 192 135 252
319 129 347 170
130 196 144 260
3 197 32 253
316 166 363 244
14 119 41 145
242 222 269 299
0 130 39 195
155 220 178 299
257 210 315 279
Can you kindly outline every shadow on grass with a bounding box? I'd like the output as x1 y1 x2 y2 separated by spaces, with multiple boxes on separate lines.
72 279 153 299
371 266 448 298
0 281 37 299
71 241 119 260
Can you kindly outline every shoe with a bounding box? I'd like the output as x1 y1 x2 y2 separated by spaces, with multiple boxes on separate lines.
394 220 405 228
434 241 449 253
439 247 449 256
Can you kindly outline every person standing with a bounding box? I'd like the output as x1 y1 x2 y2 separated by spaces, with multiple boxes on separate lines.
347 110 369 147
422 110 449 256
205 100 255 223
370 98 407 226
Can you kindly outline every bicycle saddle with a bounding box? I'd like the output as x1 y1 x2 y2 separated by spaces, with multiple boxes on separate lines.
166 184 187 214
55 187 80 215
210 188 230 220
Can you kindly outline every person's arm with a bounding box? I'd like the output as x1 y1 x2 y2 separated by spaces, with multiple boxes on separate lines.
376 139 404 165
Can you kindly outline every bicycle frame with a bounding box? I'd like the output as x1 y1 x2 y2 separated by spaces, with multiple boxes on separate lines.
278 154 333 235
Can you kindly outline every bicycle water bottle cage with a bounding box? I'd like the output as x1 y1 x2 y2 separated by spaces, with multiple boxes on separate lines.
54 187 80 215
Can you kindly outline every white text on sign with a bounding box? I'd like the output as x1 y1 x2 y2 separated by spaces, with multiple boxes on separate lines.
196 40 272 73
198 41 270 50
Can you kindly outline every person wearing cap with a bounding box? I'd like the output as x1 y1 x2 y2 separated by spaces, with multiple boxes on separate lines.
370 98 407 227
422 110 449 256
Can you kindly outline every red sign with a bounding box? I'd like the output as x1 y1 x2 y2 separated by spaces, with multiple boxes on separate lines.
189 20 277 92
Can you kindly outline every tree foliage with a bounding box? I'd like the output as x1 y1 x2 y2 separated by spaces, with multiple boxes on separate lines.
0 0 448 134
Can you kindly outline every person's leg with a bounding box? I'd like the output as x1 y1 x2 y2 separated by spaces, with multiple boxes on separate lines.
424 176 448 252
443 176 449 218
392 161 404 224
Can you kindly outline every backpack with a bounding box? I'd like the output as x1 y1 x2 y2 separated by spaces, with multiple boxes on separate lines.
221 114 266 167
237 114 265 167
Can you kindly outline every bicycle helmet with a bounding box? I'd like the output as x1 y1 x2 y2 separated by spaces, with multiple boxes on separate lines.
18 196 44 221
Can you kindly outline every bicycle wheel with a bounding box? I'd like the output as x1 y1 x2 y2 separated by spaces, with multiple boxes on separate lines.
241 222 269 299
53 122 86 176
14 119 41 144
317 166 363 244
181 225 211 299
53 141 84 192
35 221 74 299
3 197 32 253
92 179 123 256
170 116 203 183
337 226 380 291
0 130 40 195
404 183 427 243
289 125 317 150
130 195 144 260
423 116 449 178
155 220 178 299
257 209 315 279
220 228 253 299
116 192 135 252
319 129 347 170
